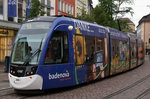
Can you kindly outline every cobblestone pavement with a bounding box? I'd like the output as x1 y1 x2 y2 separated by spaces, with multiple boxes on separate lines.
0 56 150 99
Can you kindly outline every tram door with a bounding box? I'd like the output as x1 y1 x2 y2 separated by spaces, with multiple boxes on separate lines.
85 36 105 82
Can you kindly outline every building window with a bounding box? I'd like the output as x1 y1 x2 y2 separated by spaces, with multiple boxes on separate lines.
0 0 3 15
8 17 13 21
18 0 23 18
63 2 65 12
65 3 68 13
62 1 64 12
18 18 22 23
149 38 150 44
47 8 50 16
71 6 73 15
68 5 70 14
41 0 45 4
47 0 50 6
58 0 61 11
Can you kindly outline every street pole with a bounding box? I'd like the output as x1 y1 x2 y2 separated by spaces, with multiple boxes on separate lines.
146 42 147 54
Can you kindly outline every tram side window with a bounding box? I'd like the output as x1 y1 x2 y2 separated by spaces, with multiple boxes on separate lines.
112 39 118 58
119 41 128 61
85 36 95 62
96 38 104 52
131 43 136 59
95 38 105 63
44 31 68 65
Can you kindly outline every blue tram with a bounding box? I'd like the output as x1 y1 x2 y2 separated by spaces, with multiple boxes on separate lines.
8 16 144 90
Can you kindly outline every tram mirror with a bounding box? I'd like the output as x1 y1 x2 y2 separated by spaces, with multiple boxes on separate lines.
68 26 73 31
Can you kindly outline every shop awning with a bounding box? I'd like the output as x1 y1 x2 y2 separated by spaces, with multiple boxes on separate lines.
0 20 21 29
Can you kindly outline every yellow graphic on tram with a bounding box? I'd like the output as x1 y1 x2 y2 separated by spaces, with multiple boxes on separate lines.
73 28 86 68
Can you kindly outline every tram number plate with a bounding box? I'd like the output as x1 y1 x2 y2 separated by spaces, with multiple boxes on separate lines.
16 79 20 81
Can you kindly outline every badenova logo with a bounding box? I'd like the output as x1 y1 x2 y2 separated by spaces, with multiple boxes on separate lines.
49 70 70 80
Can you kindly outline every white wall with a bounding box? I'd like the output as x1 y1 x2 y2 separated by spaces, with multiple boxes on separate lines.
3 0 8 21
51 0 55 16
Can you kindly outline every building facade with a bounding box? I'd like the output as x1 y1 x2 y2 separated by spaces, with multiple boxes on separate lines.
1 0 55 23
120 18 135 33
1 0 91 22
87 0 93 15
137 14 150 53
0 0 21 63
56 0 75 17
75 0 88 17
0 20 20 63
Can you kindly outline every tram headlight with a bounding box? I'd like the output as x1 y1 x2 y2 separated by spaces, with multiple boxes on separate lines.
68 25 73 31
25 66 38 76
31 66 38 73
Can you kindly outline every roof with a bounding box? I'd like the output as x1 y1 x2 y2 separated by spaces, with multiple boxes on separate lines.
139 14 150 24
119 18 134 24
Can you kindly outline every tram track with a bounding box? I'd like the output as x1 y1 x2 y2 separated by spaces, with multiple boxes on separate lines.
0 87 12 91
135 87 150 99
0 92 16 97
0 80 9 83
0 87 16 98
103 73 150 99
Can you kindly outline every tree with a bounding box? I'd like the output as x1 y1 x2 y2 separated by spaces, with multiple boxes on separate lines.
26 0 45 19
113 0 134 20
77 0 133 32
98 0 133 19
77 9 95 23
98 0 134 31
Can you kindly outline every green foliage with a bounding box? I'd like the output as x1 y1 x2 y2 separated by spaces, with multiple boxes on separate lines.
77 0 134 32
98 0 115 18
26 0 46 19
77 9 95 23
93 5 117 28
119 20 129 32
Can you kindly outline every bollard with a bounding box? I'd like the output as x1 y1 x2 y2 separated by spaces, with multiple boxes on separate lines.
4 56 10 73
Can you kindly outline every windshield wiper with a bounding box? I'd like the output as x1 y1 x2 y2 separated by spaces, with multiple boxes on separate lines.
22 49 41 66
22 39 43 66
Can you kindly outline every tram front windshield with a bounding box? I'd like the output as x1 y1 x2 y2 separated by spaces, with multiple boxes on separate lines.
11 22 51 65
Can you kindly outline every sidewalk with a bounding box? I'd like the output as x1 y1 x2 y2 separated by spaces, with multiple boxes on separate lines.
0 64 6 73
0 64 9 89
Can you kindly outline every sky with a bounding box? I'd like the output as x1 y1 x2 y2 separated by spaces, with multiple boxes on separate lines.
92 0 150 27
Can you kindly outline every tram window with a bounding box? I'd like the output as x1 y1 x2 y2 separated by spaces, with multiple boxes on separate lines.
85 36 95 62
131 43 136 59
119 40 128 61
96 38 104 52
112 39 118 58
113 46 114 52
44 31 68 65
95 37 105 63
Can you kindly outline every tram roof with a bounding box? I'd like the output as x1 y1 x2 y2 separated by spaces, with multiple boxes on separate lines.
26 16 135 41
26 16 105 28
26 16 57 22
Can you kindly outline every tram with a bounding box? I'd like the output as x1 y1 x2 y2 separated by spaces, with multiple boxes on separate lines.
8 16 144 90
